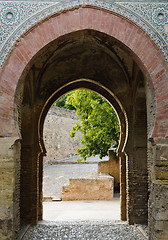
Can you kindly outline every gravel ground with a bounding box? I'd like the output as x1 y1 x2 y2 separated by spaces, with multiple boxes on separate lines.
23 221 147 240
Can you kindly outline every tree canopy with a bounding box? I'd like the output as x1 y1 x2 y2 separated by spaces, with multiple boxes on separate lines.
54 92 75 110
65 89 120 161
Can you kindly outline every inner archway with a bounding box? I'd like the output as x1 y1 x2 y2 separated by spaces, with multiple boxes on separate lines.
42 89 122 222
39 79 128 220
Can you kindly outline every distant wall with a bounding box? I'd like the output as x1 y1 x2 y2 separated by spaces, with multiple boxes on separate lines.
98 150 120 189
43 106 82 163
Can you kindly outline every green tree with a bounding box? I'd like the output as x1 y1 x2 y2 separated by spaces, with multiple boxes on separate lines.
66 89 120 161
54 92 75 110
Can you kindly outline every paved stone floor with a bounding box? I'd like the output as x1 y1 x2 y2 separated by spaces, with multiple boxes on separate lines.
23 221 147 240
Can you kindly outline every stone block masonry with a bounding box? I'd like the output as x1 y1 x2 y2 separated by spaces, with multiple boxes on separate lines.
0 137 20 240
43 163 99 200
44 106 82 163
62 175 114 201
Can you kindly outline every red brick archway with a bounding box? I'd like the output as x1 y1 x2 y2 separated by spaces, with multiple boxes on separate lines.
0 7 168 139
0 7 168 240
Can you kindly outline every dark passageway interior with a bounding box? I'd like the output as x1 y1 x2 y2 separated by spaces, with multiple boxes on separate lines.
17 30 148 236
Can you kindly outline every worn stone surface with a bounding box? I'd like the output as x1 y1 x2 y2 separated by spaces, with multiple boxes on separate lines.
62 176 114 201
44 106 81 163
98 151 120 189
147 139 168 239
42 200 120 222
0 137 20 240
43 163 99 199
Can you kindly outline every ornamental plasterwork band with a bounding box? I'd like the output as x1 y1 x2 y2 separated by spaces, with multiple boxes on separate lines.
0 0 168 70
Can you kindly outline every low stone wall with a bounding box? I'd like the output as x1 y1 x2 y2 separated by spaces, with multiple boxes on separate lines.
44 106 82 163
43 163 99 200
62 175 114 201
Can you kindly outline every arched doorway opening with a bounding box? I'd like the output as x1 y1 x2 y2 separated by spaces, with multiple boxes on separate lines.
42 88 122 221
39 78 128 221
1 7 167 239
16 29 148 236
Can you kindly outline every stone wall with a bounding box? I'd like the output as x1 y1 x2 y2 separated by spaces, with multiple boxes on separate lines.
44 106 82 163
98 150 120 190
43 162 99 200
62 175 114 201
0 138 20 240
148 139 168 240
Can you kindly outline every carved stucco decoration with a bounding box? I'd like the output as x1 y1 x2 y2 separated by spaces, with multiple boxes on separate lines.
0 0 168 69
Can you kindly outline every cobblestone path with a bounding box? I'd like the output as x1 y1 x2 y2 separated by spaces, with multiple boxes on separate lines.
23 221 147 240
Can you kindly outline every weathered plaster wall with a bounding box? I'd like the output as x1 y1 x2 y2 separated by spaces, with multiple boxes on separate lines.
43 163 99 199
43 106 82 163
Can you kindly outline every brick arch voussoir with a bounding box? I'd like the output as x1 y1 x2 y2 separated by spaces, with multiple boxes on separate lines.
0 7 168 138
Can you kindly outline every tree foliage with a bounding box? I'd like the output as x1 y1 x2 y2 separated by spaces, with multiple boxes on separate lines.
65 89 120 161
54 92 75 110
